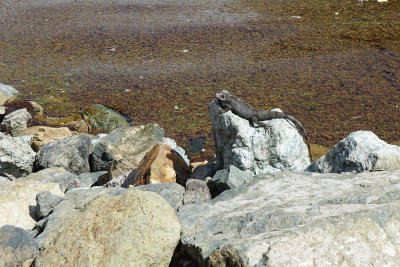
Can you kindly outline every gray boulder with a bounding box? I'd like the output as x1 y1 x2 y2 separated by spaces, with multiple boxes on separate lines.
35 191 63 219
183 179 211 205
0 225 39 267
0 83 19 105
0 108 32 136
308 131 400 173
210 165 253 196
0 132 35 179
137 183 185 210
35 188 181 267
91 124 164 179
35 135 93 175
177 171 400 266
209 100 310 175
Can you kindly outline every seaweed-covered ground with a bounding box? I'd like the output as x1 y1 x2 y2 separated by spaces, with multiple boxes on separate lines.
1 0 399 161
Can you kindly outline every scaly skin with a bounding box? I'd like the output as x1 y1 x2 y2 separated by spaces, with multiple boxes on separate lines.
216 90 311 159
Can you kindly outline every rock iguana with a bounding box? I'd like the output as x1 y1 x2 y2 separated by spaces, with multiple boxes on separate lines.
215 90 311 159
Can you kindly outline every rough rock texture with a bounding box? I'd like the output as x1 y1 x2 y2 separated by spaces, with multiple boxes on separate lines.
0 133 36 179
22 167 79 192
0 180 64 229
91 124 164 179
81 104 130 133
308 131 400 173
35 191 63 219
0 82 19 105
137 183 185 210
209 100 310 175
0 225 39 267
35 188 181 267
177 171 400 266
211 165 253 196
0 108 32 136
35 135 93 175
17 126 72 151
183 179 211 205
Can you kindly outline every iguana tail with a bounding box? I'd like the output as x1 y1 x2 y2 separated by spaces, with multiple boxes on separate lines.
258 111 312 159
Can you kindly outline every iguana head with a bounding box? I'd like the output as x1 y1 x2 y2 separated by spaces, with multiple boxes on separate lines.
215 90 232 102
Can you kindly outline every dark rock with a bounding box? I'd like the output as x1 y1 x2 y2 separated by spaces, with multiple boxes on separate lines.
35 135 93 175
0 225 39 267
210 165 253 197
191 160 218 180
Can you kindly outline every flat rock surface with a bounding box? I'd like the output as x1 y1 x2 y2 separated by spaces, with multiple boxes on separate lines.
178 171 400 266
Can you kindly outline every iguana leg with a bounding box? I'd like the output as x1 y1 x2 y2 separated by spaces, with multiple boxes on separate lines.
218 104 232 115
251 116 270 130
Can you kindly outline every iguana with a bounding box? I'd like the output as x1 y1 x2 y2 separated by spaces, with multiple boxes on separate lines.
215 90 311 159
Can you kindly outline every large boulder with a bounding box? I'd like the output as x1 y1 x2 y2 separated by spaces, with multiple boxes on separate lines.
22 167 79 192
0 133 36 179
0 180 64 229
177 171 400 266
209 100 310 175
35 135 93 175
0 108 32 136
0 225 39 267
35 188 181 267
91 124 164 179
0 83 19 105
80 104 130 134
308 131 400 173
17 126 72 151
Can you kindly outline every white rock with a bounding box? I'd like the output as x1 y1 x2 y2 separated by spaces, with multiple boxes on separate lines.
209 100 310 175
0 83 19 105
0 108 32 136
308 131 400 173
0 133 35 179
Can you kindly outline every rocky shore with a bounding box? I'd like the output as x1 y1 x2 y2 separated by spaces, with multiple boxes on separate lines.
1 83 400 266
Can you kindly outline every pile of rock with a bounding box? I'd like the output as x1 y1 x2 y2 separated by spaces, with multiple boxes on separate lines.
1 82 400 266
